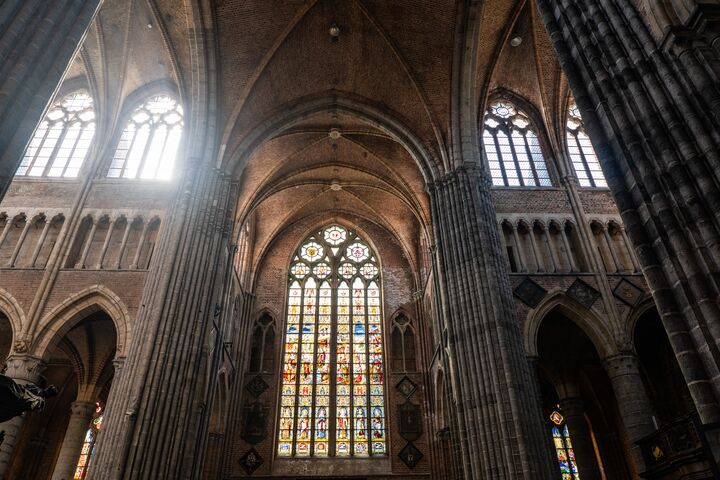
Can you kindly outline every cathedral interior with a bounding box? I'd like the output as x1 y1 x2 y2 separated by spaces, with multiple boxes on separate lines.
0 1 720 479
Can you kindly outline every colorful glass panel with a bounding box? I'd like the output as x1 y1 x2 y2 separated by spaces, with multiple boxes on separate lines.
73 404 103 480
550 411 581 480
278 225 386 458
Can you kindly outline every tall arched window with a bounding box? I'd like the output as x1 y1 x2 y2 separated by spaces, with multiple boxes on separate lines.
107 95 183 180
549 410 581 480
17 91 95 178
74 403 104 480
278 225 386 458
567 103 607 188
482 100 552 187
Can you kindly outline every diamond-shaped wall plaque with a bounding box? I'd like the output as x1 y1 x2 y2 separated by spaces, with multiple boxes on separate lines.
567 279 600 309
245 375 269 398
399 442 423 469
613 278 643 307
396 376 417 398
513 278 547 308
239 447 263 475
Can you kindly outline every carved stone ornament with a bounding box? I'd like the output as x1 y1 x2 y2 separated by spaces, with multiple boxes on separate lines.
399 442 423 469
513 278 547 308
566 279 600 309
239 447 263 475
612 278 643 307
396 376 417 398
245 375 269 398
398 401 423 441
241 401 268 445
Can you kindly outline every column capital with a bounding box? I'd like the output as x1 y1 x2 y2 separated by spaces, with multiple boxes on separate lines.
602 351 640 378
70 400 97 417
4 354 46 383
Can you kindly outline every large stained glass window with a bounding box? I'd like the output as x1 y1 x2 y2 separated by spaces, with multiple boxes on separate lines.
278 225 386 458
107 95 183 180
17 91 95 178
74 403 104 480
567 103 607 188
550 410 581 480
482 100 552 187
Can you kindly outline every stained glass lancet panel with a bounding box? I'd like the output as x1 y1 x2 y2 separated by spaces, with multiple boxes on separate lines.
277 225 386 458
550 410 581 480
74 403 104 480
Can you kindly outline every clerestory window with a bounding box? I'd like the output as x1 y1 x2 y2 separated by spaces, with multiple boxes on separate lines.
107 95 183 180
17 91 95 178
567 103 607 188
482 100 552 187
277 225 386 458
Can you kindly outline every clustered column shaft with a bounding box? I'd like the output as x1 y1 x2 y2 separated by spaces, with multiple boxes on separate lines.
86 163 236 480
430 166 557 479
535 0 720 456
0 0 102 201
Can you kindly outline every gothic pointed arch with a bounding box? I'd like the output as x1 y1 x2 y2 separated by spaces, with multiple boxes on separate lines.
31 286 131 359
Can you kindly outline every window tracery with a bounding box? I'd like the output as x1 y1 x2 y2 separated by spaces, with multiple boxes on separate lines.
107 95 183 180
482 100 552 187
567 103 607 188
17 91 95 178
278 225 386 458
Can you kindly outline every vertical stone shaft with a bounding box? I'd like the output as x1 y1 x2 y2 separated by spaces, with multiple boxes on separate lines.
536 0 720 428
86 164 235 480
603 353 656 472
0 0 102 202
557 397 603 480
0 355 45 477
430 166 557 479
51 400 96 480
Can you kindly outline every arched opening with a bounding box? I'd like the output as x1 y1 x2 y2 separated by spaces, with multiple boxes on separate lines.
537 310 634 480
5 309 117 480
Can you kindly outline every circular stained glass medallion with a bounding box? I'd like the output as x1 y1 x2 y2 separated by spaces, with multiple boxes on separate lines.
301 241 324 262
323 225 347 246
291 263 310 278
313 263 331 278
346 242 369 263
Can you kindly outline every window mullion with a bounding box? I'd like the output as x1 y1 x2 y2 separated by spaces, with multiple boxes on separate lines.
43 121 69 176
135 123 156 179
507 126 526 187
574 132 596 188
522 131 541 186
310 275 320 455
60 122 85 177
26 123 53 174
292 279 305 457
119 128 140 178
491 129 509 187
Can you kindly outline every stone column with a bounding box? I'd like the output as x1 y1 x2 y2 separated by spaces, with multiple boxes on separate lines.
51 400 96 480
603 352 656 472
0 0 102 201
86 164 236 480
536 0 720 454
0 354 45 477
557 396 603 480
430 166 557 479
